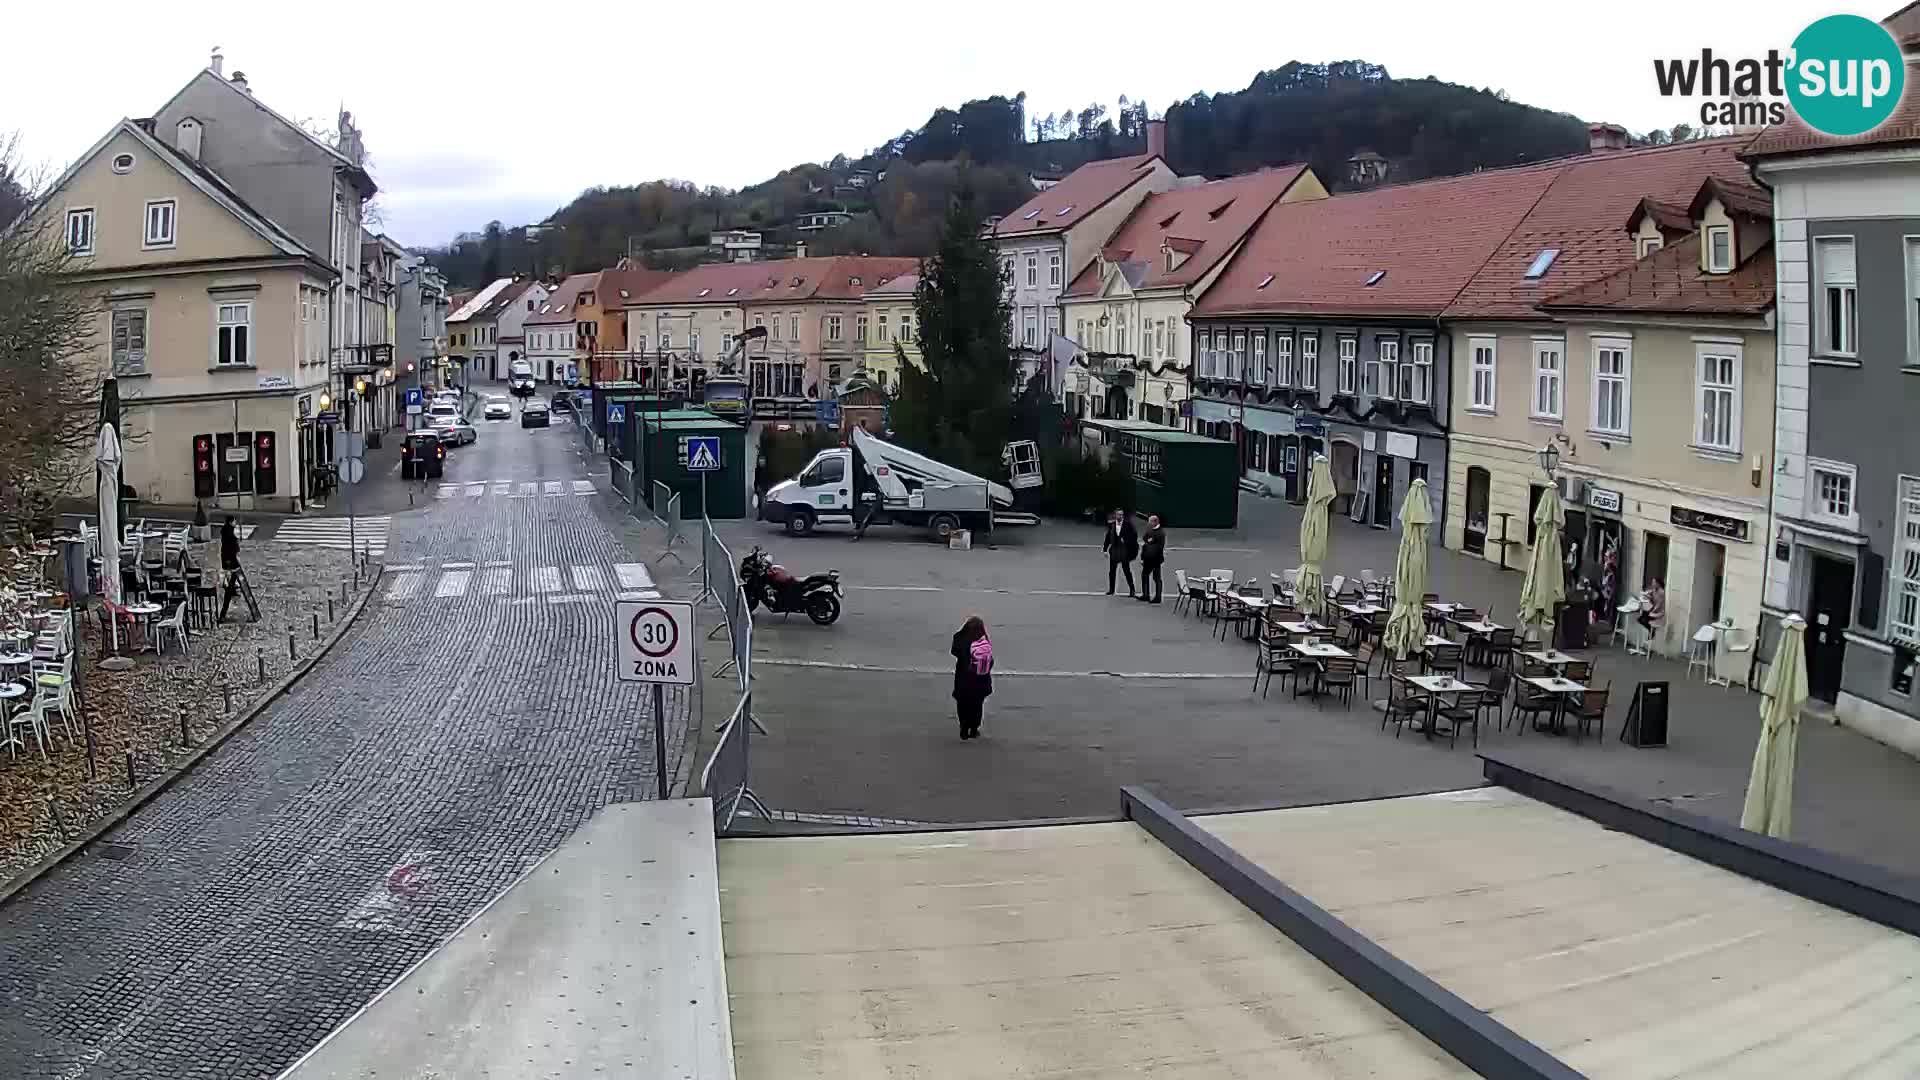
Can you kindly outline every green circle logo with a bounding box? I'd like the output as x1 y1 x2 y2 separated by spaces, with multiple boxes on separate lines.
1787 14 1906 136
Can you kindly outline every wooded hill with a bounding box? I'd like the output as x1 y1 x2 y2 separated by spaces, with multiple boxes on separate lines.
423 60 1592 289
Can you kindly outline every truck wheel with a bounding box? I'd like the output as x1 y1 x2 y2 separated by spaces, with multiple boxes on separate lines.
785 508 816 537
929 513 961 540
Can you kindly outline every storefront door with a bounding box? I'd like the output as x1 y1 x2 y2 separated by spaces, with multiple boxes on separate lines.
1283 437 1301 502
1464 467 1490 555
1806 554 1854 704
1372 454 1393 527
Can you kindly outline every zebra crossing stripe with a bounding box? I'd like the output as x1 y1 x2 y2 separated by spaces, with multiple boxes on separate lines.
466 483 486 498
532 567 561 593
434 570 470 598
515 483 535 498
570 566 604 591
613 563 653 590
273 517 391 556
385 572 423 600
617 590 663 601
492 483 512 497
437 486 458 500
543 481 563 496
571 480 596 495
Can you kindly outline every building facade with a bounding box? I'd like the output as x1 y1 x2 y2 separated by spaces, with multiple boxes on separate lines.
858 272 920 392
1748 61 1920 750
526 273 596 385
395 254 449 389
34 118 333 511
1060 165 1325 427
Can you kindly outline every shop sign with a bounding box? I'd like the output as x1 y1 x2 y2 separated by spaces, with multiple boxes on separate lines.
1587 486 1623 513
1292 414 1326 436
1670 505 1749 543
257 374 291 390
1383 431 1418 460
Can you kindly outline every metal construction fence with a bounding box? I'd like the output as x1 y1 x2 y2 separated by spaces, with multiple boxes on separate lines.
695 514 764 833
611 459 635 505
651 481 685 563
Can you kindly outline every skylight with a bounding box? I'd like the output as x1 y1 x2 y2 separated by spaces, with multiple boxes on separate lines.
1524 248 1561 278
1257 273 1275 289
727 287 738 296
1022 209 1041 220
1365 271 1386 286
697 288 711 297
619 289 630 299
1055 205 1075 217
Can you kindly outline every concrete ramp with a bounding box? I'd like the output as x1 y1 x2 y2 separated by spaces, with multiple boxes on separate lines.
719 820 1472 1078
280 799 733 1080
1197 788 1920 1078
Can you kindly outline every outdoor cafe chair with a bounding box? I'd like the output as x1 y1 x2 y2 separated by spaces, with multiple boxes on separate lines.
1382 674 1422 737
30 654 77 742
1562 659 1594 682
1172 570 1195 616
1317 656 1358 709
153 602 191 657
1325 574 1346 602
7 689 49 762
1214 593 1254 641
1508 677 1558 735
1572 684 1611 742
1436 684 1489 748
1253 637 1299 698
1424 642 1464 678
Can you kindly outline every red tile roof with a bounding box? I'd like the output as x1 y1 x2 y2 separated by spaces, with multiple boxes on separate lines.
1443 136 1756 319
474 278 537 320
1191 164 1563 318
526 273 598 326
1743 56 1920 158
991 154 1166 238
599 266 676 307
1625 197 1693 236
1537 232 1774 316
622 256 917 306
1688 175 1771 220
1065 166 1311 298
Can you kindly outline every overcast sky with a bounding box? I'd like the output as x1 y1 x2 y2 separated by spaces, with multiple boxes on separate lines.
4 1 1820 249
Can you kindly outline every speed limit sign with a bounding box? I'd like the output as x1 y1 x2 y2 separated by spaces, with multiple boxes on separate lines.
616 599 695 684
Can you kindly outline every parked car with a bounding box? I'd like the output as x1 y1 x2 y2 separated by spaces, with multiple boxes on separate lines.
401 431 445 479
521 400 551 428
431 416 477 446
482 396 512 420
549 391 574 414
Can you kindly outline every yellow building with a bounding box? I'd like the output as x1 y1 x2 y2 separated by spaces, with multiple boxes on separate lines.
27 117 334 510
857 272 920 391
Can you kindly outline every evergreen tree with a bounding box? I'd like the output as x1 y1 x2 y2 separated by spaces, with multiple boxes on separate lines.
890 186 1014 475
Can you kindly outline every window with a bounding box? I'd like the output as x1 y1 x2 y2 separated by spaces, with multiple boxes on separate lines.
1251 335 1267 384
1024 310 1037 347
1229 331 1245 381
1116 320 1127 354
1807 459 1857 530
65 208 94 254
1816 237 1857 357
1274 334 1293 386
1468 336 1496 411
827 315 842 341
1026 254 1037 286
689 330 701 356
1336 336 1356 394
855 315 868 342
1532 339 1563 419
878 314 888 341
1908 238 1920 365
1155 319 1166 358
111 153 136 174
1592 338 1630 435
1892 477 1920 647
770 316 780 341
1405 339 1432 404
110 308 148 375
1524 249 1560 278
1045 309 1059 342
1001 257 1013 283
1299 335 1318 389
1048 252 1061 286
1367 338 1398 398
1202 331 1217 378
215 301 252 366
1695 344 1742 452
1637 234 1663 258
635 334 647 354
661 330 673 351
143 199 176 248
789 315 799 340
1705 226 1733 273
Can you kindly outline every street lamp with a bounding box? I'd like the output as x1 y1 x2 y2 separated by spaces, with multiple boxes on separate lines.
1537 440 1560 476
318 392 332 412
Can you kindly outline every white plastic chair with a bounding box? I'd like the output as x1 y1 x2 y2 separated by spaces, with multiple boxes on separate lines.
1326 574 1347 601
1686 624 1718 681
7 693 48 761
30 654 76 743
154 602 191 656
1716 623 1748 689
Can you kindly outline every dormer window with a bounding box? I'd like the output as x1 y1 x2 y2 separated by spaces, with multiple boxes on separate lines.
850 276 862 286
1705 226 1733 273
1637 235 1664 258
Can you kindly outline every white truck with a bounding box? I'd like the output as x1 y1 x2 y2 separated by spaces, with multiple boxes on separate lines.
761 428 1041 540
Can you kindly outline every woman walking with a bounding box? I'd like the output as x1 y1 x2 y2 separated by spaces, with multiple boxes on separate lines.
951 615 994 740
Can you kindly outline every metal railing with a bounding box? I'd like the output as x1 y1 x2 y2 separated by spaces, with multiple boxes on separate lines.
694 513 766 834
652 481 685 564
699 690 768 833
611 459 635 504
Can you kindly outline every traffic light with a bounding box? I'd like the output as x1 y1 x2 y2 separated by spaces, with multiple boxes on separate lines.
192 434 215 499
255 430 278 495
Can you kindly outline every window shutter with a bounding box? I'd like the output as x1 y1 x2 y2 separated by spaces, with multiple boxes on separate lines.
1821 238 1856 284
1859 549 1885 631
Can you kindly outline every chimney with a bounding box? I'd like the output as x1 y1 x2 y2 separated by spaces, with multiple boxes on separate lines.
1145 118 1167 160
209 47 224 77
795 240 807 260
175 117 203 162
1588 122 1629 152
230 71 250 95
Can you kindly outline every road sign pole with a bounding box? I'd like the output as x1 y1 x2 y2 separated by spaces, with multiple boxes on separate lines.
652 682 668 800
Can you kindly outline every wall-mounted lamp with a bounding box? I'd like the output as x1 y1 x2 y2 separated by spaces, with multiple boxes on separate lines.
317 392 332 410
1751 454 1763 488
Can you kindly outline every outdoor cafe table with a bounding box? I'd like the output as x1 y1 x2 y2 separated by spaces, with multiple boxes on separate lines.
1278 620 1333 638
1338 601 1386 616
1290 642 1351 660
125 601 163 652
1520 649 1579 670
1226 594 1269 640
0 651 30 679
1421 635 1453 649
0 682 26 755
1425 601 1464 615
1522 675 1588 734
1456 619 1505 635
1406 673 1475 737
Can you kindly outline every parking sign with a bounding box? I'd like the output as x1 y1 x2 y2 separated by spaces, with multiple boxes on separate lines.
617 599 694 684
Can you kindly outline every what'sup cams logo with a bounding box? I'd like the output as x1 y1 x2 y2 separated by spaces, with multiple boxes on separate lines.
1654 14 1907 136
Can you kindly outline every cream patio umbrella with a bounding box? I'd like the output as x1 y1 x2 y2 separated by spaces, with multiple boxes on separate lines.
1382 478 1433 660
1742 616 1810 839
1294 454 1336 619
96 423 133 670
1515 484 1566 646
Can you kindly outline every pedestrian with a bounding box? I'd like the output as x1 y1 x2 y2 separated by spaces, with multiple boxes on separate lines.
217 516 244 622
1102 508 1138 597
1138 513 1166 604
1638 577 1666 635
951 615 993 740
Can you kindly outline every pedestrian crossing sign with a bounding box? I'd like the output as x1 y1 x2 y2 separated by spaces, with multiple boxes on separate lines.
684 436 721 472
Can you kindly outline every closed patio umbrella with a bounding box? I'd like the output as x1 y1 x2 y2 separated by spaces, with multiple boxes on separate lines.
1516 484 1565 645
96 423 130 667
1382 478 1433 660
1742 616 1809 839
1294 454 1335 618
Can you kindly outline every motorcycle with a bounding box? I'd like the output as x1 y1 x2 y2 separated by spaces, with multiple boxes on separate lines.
740 546 842 625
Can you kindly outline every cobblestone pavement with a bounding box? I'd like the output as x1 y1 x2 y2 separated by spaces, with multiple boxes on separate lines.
0 394 688 1080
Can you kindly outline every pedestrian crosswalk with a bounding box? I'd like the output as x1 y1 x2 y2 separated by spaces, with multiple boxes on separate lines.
378 561 660 605
436 480 597 500
272 516 391 557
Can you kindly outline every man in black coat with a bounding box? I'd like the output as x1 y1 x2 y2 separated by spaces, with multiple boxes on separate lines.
1102 509 1138 597
1138 513 1166 603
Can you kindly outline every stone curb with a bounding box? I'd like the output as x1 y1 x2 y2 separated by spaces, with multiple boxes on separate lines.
0 566 385 908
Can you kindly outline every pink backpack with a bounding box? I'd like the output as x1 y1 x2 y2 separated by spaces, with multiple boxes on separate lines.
969 635 994 676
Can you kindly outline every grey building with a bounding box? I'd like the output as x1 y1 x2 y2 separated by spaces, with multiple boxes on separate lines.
1750 71 1920 752
396 254 449 388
